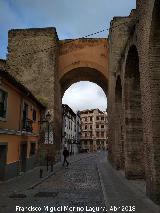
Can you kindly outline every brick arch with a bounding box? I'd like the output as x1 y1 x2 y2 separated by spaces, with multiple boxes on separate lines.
58 38 108 97
114 75 124 169
124 44 144 179
149 0 160 203
60 66 108 98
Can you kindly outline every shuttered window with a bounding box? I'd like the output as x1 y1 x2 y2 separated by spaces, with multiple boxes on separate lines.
0 89 8 118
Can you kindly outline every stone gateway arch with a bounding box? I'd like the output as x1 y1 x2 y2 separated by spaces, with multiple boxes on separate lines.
5 29 108 160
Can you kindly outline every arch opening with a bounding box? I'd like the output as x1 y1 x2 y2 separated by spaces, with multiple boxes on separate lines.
124 45 144 179
60 67 108 155
60 67 108 98
115 76 124 169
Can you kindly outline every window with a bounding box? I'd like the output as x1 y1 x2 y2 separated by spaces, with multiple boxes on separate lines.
101 132 104 137
101 125 104 129
0 89 8 118
101 117 104 120
30 142 36 156
96 116 99 120
97 140 100 145
85 125 87 130
22 102 29 129
96 132 99 137
85 117 87 122
32 109 37 121
90 117 92 121
96 124 99 128
90 125 92 129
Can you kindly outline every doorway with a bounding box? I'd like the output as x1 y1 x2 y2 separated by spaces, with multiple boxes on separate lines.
0 144 7 180
20 143 27 172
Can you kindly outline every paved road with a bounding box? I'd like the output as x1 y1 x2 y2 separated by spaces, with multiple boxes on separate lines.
0 153 105 213
0 151 160 213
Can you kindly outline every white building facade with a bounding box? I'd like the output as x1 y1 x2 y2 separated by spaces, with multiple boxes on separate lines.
62 104 79 155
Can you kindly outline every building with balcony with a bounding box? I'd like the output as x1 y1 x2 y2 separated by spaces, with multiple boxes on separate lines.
79 109 108 152
0 69 46 180
62 104 80 155
76 111 81 147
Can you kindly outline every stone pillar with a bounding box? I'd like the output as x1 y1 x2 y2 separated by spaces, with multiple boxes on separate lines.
115 76 123 169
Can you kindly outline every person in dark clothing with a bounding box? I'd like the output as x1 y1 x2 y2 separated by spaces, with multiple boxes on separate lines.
63 147 69 167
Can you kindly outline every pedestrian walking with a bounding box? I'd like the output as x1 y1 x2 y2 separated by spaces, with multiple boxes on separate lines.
62 147 69 167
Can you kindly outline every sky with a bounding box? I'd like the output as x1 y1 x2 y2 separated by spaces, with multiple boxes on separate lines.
62 82 107 112
0 0 136 111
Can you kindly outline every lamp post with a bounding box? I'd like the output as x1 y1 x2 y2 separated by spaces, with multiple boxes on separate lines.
39 111 52 171
46 111 51 171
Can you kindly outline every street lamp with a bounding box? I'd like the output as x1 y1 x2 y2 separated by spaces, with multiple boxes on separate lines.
45 111 51 171
39 110 52 171
46 111 51 122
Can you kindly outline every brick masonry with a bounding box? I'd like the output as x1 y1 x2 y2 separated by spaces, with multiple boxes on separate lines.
108 0 160 205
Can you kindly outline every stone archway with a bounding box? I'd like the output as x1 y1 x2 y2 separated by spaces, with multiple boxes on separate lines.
6 30 108 159
59 66 108 158
124 45 144 179
60 67 108 97
148 0 160 203
59 38 108 96
115 76 124 169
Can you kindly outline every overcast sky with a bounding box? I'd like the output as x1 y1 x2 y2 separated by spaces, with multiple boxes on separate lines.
0 0 136 111
62 82 107 112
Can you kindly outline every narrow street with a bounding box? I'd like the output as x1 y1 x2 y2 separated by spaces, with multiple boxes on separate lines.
0 152 160 213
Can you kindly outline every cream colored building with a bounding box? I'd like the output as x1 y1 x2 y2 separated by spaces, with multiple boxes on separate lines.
80 109 108 152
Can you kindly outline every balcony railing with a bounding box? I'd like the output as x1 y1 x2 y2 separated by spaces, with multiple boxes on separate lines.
22 118 33 132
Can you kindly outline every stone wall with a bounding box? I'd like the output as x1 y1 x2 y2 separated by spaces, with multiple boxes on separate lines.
0 59 6 70
108 0 160 205
6 27 61 159
108 10 137 167
136 0 160 204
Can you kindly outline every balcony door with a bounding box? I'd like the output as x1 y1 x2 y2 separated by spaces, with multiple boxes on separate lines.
22 102 28 129
20 143 27 172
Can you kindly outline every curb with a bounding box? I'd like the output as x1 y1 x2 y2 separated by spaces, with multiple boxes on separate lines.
28 164 60 190
28 153 97 190
96 163 110 210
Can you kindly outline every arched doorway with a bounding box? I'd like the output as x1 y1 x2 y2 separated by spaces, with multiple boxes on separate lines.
62 81 107 154
59 66 108 155
115 76 124 169
149 0 160 204
124 45 144 179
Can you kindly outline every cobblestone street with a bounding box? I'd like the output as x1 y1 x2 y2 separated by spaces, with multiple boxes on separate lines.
0 153 105 213
0 151 160 213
